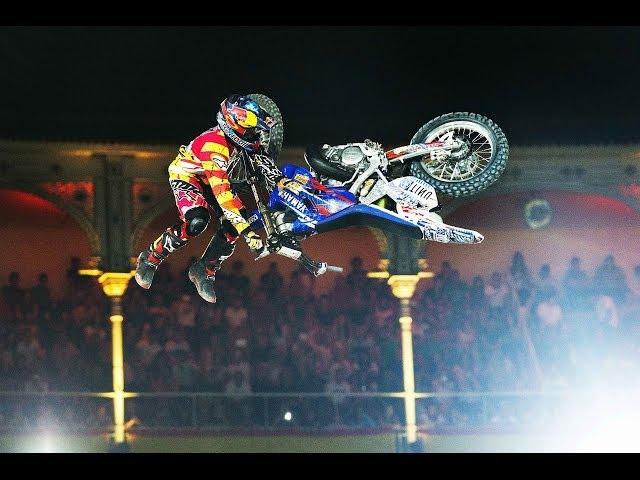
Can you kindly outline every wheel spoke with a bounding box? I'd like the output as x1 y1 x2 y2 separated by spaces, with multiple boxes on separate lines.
419 120 496 183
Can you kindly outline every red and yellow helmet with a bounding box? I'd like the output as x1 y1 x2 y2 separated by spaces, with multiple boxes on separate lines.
217 94 276 152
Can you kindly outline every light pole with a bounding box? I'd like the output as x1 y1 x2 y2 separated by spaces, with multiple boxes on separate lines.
98 272 133 447
369 255 432 447
387 274 430 444
80 270 133 448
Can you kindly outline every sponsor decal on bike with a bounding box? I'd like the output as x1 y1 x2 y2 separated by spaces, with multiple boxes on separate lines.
283 180 304 194
450 230 475 244
384 177 439 210
434 227 451 243
294 174 309 184
308 178 355 205
246 213 260 225
279 190 306 211
405 181 433 200
278 190 316 224
418 224 451 243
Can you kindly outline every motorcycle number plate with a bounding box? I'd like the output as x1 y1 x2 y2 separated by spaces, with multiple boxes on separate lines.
387 176 439 210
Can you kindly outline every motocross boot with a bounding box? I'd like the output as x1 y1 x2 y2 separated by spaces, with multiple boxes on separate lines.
135 228 186 289
135 250 161 290
188 259 220 303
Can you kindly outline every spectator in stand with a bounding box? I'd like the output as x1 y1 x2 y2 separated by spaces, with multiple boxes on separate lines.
260 262 284 297
224 294 249 339
151 262 176 301
50 334 82 388
485 271 514 328
485 271 511 309
534 292 564 372
135 323 162 367
508 251 534 294
146 292 172 325
371 294 396 330
226 347 251 385
6 246 640 430
594 255 629 304
172 294 198 330
467 275 487 312
315 294 334 327
594 294 620 332
536 293 563 330
225 370 252 395
66 257 82 287
196 301 226 349
224 370 252 426
346 256 369 290
629 265 640 300
533 264 559 306
30 273 51 313
164 328 191 354
562 256 591 310
346 289 369 326
172 349 198 391
435 261 455 285
325 367 352 424
123 285 148 325
228 261 250 298
15 325 45 370
2 272 26 316
445 269 468 314
289 267 316 304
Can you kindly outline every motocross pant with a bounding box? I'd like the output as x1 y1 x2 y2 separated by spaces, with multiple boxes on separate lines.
145 178 240 277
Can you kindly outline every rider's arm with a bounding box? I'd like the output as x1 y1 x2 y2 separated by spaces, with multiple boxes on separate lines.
195 137 252 235
206 160 252 235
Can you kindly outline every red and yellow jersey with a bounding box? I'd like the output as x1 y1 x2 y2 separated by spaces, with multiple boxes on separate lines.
168 127 251 234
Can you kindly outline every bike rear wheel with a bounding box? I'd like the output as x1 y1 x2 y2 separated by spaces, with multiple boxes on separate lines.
248 93 284 160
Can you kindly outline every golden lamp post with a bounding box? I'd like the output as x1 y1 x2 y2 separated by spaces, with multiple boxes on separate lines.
80 269 134 447
369 259 432 445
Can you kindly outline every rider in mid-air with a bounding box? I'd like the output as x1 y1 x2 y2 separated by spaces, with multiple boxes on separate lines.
134 94 276 303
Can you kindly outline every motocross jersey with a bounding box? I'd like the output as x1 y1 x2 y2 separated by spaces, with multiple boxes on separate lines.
168 126 251 235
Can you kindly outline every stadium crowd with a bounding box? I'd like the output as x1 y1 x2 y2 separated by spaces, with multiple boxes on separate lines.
1 251 640 431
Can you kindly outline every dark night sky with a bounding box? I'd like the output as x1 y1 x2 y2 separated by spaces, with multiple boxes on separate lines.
1 26 639 146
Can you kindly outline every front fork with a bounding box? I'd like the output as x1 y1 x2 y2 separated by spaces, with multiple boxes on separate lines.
248 179 342 276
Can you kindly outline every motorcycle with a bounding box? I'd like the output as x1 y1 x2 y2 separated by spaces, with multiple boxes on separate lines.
229 94 509 276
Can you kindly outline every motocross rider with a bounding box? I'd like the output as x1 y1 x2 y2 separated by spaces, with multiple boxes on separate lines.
134 94 276 303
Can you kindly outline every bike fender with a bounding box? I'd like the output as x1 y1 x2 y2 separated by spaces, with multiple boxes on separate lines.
315 204 424 239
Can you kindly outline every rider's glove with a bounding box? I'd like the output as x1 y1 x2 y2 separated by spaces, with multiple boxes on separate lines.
243 230 264 256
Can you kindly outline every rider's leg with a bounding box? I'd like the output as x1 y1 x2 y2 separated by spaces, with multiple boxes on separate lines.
188 219 240 303
135 179 211 289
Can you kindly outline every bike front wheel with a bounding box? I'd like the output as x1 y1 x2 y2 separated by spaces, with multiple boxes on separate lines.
409 112 509 197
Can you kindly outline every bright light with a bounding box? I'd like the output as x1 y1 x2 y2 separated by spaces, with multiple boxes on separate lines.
28 432 57 453
284 411 293 422
40 434 56 453
537 389 640 452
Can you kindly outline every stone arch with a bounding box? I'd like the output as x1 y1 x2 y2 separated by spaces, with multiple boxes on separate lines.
439 184 640 219
0 187 98 297
426 188 640 282
0 183 100 256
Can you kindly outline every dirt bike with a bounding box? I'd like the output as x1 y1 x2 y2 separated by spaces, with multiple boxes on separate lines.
230 94 509 276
